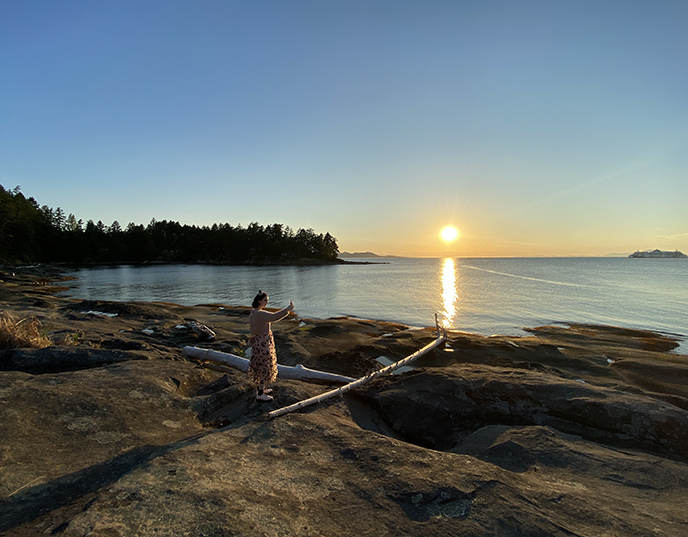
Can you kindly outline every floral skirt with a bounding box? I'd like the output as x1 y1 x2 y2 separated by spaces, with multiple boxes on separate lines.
248 332 278 385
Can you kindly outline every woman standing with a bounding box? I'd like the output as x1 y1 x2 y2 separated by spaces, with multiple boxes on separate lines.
248 290 294 401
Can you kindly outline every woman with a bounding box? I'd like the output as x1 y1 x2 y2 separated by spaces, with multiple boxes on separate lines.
248 290 294 401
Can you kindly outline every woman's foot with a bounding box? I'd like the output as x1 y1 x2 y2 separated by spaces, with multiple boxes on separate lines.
256 393 273 402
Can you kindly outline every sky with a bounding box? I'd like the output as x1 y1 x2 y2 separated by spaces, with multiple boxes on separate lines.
1 0 687 257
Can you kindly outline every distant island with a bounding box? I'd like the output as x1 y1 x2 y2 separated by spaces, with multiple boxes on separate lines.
629 249 687 258
339 251 400 258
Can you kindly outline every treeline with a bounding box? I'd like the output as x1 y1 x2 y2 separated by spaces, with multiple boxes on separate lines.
0 185 339 265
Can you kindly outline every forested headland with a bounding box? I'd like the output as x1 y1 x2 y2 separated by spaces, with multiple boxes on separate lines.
0 185 340 265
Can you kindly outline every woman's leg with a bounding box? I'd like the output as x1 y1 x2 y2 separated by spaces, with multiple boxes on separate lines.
256 379 273 401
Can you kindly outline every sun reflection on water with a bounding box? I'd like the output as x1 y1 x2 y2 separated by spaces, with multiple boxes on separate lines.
441 258 458 328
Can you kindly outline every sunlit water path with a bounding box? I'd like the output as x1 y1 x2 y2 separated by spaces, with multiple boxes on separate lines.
60 257 688 351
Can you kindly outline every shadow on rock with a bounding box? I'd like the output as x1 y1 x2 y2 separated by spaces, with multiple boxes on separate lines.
387 485 479 522
349 364 688 461
0 347 149 374
0 435 203 534
63 300 182 320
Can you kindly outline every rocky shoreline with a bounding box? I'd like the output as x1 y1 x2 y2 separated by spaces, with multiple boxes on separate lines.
1 266 688 536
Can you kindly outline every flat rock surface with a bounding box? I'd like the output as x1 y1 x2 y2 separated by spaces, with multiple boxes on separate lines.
1 266 687 536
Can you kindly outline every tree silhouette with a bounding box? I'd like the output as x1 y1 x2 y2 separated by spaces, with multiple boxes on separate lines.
0 185 340 265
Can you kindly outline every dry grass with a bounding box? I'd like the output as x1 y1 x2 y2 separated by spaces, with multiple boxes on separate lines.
58 330 83 346
0 311 52 349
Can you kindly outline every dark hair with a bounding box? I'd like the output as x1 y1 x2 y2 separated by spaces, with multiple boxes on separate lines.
252 290 267 308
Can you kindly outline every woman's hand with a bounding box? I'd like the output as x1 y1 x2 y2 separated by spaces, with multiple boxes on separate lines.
288 300 295 311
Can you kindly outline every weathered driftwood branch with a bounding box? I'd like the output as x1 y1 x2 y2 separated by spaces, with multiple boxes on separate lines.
267 315 447 419
182 346 355 384
186 321 216 341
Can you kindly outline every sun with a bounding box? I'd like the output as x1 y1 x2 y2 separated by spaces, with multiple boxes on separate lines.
439 225 460 243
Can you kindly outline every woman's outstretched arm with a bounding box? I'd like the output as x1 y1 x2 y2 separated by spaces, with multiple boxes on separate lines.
255 301 294 323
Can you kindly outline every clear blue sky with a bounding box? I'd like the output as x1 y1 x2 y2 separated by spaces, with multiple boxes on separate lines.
2 0 686 256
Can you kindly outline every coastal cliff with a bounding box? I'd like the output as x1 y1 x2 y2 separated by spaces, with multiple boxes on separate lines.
1 266 688 536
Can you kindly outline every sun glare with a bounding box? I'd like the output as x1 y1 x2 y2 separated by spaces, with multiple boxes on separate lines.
441 258 458 328
440 225 459 243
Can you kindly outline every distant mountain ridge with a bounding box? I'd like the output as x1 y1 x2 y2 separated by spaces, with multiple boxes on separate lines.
339 251 398 258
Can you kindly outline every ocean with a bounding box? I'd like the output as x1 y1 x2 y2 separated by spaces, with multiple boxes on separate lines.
59 257 688 351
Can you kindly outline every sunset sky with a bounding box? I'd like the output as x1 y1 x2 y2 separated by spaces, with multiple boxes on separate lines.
2 1 686 257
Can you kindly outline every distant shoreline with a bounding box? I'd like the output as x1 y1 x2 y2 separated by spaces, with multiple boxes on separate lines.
11 258 353 270
338 252 401 259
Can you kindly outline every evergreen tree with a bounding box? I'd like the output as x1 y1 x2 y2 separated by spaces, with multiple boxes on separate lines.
0 184 340 265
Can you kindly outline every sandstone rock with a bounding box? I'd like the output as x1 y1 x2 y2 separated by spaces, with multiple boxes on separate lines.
351 365 688 459
2 271 688 536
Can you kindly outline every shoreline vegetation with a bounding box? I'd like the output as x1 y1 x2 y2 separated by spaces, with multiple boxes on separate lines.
1 185 339 266
2 265 688 535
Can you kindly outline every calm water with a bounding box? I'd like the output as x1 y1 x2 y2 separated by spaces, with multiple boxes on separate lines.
60 258 688 350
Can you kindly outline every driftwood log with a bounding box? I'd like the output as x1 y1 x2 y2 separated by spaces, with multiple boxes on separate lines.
184 315 446 419
182 346 356 384
268 316 447 419
186 321 216 340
